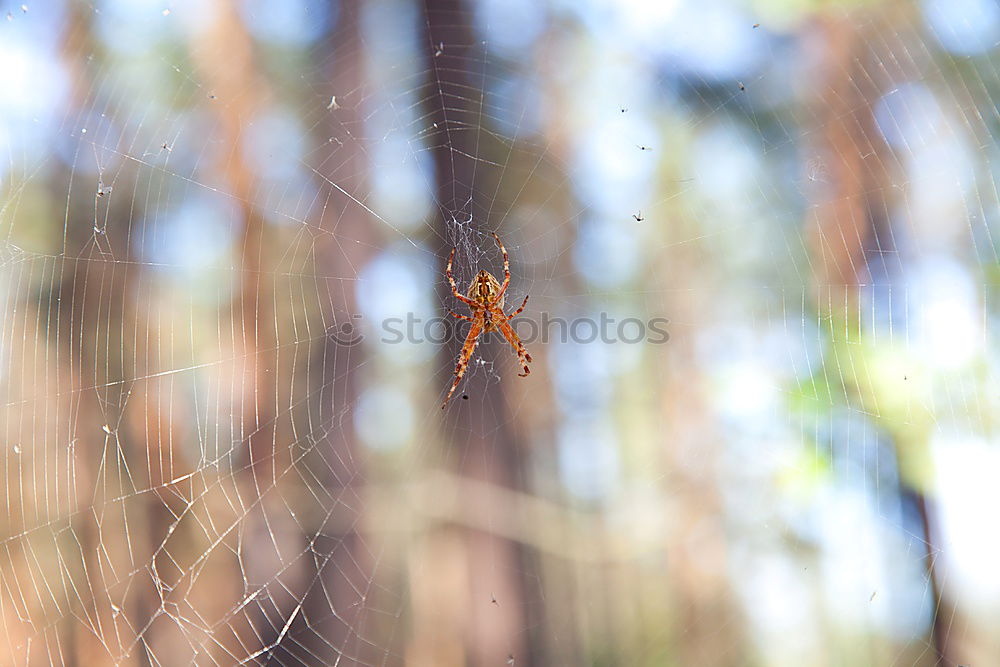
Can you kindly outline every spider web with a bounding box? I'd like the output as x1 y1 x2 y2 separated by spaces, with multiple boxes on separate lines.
1 0 998 665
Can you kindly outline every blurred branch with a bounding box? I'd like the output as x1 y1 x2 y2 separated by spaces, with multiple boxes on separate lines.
368 472 664 564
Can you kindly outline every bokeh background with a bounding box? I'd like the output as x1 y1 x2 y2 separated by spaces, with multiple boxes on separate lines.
2 0 999 665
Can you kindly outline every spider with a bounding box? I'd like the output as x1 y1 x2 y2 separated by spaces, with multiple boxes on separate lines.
442 233 532 408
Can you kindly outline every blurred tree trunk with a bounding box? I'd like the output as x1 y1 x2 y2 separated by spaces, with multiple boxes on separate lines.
294 0 379 663
418 1 534 665
5 4 267 664
302 0 380 667
655 214 748 663
188 3 292 661
192 0 377 663
805 12 950 666
48 5 199 664
190 0 277 501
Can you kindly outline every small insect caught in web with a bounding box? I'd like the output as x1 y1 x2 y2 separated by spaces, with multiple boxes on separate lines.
326 95 340 111
738 81 746 91
637 144 651 151
805 156 828 183
435 42 445 57
632 211 644 222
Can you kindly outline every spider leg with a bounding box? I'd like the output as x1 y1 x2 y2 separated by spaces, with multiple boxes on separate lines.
442 316 484 408
505 295 529 321
448 310 474 322
489 232 510 306
446 247 477 307
495 316 532 377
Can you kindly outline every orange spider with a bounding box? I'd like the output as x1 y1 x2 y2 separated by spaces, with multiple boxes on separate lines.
442 233 532 408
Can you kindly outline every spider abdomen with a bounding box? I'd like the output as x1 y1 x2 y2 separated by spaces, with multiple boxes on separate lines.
468 270 504 309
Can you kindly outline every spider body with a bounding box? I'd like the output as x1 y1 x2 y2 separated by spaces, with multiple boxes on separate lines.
469 271 504 330
442 234 532 408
